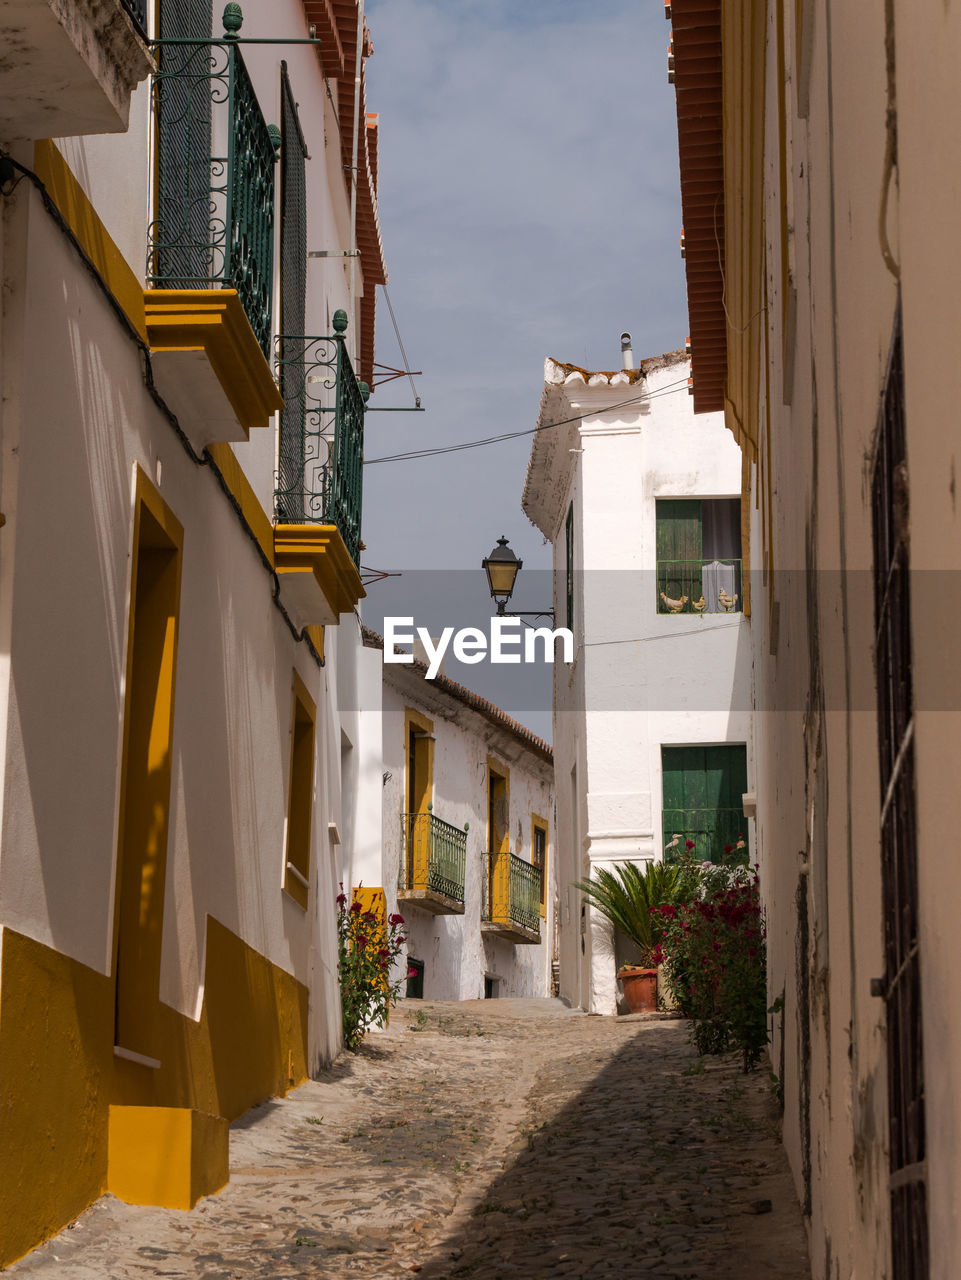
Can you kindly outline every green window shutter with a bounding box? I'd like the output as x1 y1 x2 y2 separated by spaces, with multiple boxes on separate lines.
662 744 748 862
154 0 214 287
277 63 309 522
656 500 702 611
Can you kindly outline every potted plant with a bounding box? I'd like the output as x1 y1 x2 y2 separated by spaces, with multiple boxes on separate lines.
574 860 692 1013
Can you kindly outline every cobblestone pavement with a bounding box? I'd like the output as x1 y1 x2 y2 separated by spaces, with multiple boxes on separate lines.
9 1000 810 1279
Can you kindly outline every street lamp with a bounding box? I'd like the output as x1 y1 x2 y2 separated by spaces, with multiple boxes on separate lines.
481 536 554 621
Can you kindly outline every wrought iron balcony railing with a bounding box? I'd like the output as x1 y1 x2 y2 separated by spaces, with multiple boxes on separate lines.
483 851 541 936
122 0 148 36
662 808 748 864
399 808 468 907
147 6 278 355
657 558 743 615
274 312 367 566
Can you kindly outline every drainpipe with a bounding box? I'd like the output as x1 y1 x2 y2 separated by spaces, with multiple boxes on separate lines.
348 0 364 371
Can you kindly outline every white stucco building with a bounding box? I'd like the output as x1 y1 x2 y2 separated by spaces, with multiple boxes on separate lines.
521 348 753 1015
0 0 386 1263
363 629 555 1001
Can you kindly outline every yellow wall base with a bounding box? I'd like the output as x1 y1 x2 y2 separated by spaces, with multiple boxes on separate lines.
108 1106 228 1210
0 919 309 1267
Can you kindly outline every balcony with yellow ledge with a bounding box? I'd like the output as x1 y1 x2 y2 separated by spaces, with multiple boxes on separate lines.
272 311 368 627
143 5 283 454
398 806 468 916
482 850 542 945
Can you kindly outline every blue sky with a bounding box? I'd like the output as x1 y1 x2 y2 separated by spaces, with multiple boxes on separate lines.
359 0 689 735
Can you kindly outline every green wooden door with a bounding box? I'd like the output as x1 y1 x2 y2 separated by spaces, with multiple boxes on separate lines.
656 500 702 611
662 745 748 862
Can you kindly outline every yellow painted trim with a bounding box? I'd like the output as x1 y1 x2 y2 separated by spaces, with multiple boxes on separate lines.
274 523 366 620
207 443 275 565
32 141 147 341
0 918 309 1266
107 1106 228 1210
403 708 435 889
144 289 283 435
284 671 317 908
306 625 326 662
487 759 511 922
112 467 184 1063
531 813 549 919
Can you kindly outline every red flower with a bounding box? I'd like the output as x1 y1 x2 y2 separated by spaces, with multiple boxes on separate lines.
724 844 733 854
336 893 347 905
407 967 419 978
685 840 696 850
356 933 368 946
388 913 405 926
350 900 362 915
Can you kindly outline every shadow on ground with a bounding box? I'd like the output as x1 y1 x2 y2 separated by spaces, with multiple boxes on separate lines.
411 1018 809 1280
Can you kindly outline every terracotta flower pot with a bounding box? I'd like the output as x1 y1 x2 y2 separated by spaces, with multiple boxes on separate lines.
618 966 658 1014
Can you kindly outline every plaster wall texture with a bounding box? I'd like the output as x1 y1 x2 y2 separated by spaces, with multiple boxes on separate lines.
379 666 554 1003
0 195 355 1054
732 2 961 1276
524 357 753 1016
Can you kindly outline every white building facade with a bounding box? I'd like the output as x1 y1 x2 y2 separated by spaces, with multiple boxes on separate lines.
0 0 385 1263
367 631 555 1002
522 350 754 1015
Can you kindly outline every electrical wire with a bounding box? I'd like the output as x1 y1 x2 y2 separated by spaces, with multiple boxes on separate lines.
380 283 421 407
363 377 691 465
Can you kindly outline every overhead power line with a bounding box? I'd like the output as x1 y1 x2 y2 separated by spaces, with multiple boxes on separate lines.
363 377 691 466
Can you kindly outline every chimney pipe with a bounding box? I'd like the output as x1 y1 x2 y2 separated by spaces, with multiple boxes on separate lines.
620 332 634 370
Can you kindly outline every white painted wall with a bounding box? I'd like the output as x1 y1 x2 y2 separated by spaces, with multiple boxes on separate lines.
524 355 753 1015
0 0 381 1075
379 662 555 1002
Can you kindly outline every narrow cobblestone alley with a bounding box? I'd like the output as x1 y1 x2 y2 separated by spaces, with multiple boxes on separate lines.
9 1002 809 1280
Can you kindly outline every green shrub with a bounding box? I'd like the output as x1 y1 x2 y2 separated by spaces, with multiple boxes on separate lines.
655 871 768 1070
336 886 411 1050
573 860 694 965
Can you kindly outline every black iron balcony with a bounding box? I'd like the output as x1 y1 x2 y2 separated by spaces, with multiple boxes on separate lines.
147 5 278 355
482 851 541 943
274 312 367 566
398 808 468 915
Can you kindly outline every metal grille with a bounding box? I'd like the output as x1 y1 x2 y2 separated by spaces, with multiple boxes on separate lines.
122 0 148 35
278 63 308 521
153 0 213 288
399 811 468 905
484 852 541 935
148 4 278 354
274 323 366 565
871 302 928 1280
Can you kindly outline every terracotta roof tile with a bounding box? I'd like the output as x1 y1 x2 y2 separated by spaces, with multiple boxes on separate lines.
362 626 553 763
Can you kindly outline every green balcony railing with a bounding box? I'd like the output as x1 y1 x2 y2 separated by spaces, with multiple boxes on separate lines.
662 808 748 864
147 5 278 355
274 311 367 565
657 558 743 615
484 851 541 935
400 809 468 906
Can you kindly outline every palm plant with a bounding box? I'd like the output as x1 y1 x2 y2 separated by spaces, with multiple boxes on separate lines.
574 859 694 966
